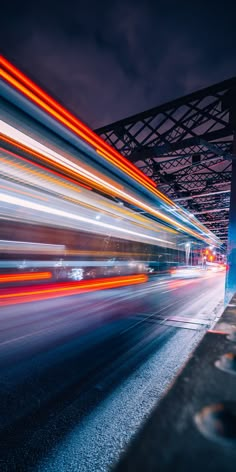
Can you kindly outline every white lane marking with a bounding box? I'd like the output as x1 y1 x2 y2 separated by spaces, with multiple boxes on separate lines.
163 321 205 331
0 326 52 347
161 288 178 293
119 298 182 335
166 316 210 325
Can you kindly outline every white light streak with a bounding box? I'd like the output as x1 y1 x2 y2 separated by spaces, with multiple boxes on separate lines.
0 192 173 245
1 120 217 241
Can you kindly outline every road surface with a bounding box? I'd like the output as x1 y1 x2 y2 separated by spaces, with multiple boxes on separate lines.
0 272 225 471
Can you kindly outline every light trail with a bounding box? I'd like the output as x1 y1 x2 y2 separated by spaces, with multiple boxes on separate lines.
0 55 221 242
0 272 52 283
1 58 155 190
0 274 148 306
0 192 172 246
1 148 177 235
1 122 213 241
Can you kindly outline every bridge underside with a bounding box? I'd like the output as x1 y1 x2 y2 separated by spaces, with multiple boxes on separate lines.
95 78 236 245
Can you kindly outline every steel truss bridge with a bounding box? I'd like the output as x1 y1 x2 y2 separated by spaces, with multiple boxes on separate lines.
95 78 236 245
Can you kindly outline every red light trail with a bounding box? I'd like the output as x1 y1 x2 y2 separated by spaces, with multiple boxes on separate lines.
0 274 148 306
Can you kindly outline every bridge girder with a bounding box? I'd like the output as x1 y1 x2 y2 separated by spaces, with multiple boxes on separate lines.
95 77 236 244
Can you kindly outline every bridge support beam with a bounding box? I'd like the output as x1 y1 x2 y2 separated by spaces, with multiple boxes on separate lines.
225 133 236 303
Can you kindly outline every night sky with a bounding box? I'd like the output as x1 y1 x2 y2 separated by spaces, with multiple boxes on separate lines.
1 0 236 128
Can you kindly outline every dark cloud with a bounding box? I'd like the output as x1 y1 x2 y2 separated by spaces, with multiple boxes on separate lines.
1 0 236 127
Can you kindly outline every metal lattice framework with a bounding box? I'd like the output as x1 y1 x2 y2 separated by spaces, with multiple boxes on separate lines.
95 78 236 243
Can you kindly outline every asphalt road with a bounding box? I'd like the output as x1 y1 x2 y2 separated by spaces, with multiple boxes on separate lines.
0 272 225 472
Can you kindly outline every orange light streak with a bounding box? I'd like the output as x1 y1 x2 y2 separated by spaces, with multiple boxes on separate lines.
1 60 155 190
0 272 52 283
0 274 148 306
0 56 218 242
1 135 119 197
0 146 92 192
2 146 179 234
1 136 207 241
0 183 48 202
1 148 164 230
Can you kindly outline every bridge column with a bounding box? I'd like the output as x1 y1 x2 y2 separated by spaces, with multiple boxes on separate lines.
225 132 236 303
